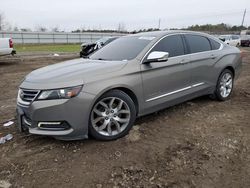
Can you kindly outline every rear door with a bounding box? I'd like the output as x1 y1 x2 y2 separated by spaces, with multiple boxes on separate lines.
183 34 221 89
140 34 191 109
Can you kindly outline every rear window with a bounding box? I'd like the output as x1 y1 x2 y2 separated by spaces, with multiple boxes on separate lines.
185 34 211 53
232 35 240 40
209 39 221 50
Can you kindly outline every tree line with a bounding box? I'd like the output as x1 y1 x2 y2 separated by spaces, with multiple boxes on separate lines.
185 23 250 32
0 12 249 34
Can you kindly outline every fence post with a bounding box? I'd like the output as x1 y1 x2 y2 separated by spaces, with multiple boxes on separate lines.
53 33 55 44
38 33 40 44
21 32 24 44
66 33 68 44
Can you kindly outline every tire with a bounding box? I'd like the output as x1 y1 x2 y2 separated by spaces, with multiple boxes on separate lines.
89 90 136 141
214 69 234 101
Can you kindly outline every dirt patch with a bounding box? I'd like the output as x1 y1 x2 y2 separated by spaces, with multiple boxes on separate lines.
0 49 250 188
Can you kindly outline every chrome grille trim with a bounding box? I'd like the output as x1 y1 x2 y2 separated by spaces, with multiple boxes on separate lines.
17 89 40 106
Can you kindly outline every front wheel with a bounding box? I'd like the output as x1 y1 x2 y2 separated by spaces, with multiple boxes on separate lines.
89 90 136 141
215 69 234 101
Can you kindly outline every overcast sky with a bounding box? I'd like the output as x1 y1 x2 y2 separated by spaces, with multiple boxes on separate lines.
1 0 250 31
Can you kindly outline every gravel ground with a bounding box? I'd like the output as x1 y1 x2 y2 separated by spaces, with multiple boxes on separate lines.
0 49 250 188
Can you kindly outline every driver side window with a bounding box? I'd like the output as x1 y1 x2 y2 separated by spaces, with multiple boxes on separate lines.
151 35 185 58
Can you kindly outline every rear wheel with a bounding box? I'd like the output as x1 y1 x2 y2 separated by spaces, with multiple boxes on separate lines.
89 90 136 140
214 69 234 101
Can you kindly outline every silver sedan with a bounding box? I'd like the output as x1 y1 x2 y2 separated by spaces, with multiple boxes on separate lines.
17 31 242 141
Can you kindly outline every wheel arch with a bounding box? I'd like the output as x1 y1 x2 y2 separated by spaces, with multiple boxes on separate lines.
114 87 139 115
222 66 235 78
92 85 140 116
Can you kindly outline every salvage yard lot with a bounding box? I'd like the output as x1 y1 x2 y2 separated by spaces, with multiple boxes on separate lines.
0 48 250 187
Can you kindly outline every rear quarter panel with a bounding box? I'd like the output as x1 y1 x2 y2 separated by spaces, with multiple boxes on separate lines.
212 46 242 83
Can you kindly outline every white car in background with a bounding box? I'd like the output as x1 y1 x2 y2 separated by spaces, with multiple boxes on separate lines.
0 38 16 56
219 35 241 47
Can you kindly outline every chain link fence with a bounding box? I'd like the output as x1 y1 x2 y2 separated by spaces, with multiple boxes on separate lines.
0 31 125 44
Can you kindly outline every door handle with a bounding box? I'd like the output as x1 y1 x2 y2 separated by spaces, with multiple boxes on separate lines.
210 54 217 59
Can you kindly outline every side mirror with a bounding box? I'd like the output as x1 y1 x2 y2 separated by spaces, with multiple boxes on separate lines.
220 38 225 42
144 51 169 63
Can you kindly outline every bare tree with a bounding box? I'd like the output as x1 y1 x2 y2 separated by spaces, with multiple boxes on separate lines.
36 26 47 32
0 13 5 30
13 26 19 31
117 22 126 32
51 26 59 32
20 28 32 32
0 13 13 31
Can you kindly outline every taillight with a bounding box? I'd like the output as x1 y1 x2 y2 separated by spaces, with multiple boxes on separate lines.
9 39 13 48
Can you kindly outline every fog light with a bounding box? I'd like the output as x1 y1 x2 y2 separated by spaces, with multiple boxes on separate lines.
38 121 70 130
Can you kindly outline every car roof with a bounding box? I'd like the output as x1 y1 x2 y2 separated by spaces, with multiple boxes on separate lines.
130 30 212 38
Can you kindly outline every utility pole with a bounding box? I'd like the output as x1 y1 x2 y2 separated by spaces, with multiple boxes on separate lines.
0 14 3 31
158 18 161 30
241 9 246 27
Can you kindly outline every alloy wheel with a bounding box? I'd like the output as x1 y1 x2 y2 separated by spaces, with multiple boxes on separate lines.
219 72 233 98
91 97 131 136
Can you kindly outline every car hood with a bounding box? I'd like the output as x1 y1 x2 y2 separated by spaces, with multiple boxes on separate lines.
21 58 127 90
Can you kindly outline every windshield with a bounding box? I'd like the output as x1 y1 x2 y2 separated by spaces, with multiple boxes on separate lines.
96 37 110 44
90 36 153 61
220 35 230 40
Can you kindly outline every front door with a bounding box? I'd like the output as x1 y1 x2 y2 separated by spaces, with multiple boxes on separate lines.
140 34 191 111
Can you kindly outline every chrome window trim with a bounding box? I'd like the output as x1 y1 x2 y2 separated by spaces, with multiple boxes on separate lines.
146 82 205 102
140 33 223 64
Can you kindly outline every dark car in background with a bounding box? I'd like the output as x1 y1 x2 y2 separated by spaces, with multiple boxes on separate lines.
241 36 250 47
80 37 118 57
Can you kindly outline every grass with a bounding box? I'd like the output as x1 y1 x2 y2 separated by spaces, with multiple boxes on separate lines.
15 43 80 53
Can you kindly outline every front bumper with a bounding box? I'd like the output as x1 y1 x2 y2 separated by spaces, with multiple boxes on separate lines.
16 91 96 140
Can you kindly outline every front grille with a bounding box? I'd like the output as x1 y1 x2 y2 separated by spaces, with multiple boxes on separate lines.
20 89 39 102
18 89 40 106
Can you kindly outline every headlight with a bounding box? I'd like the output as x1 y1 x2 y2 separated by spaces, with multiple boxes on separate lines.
37 86 83 100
